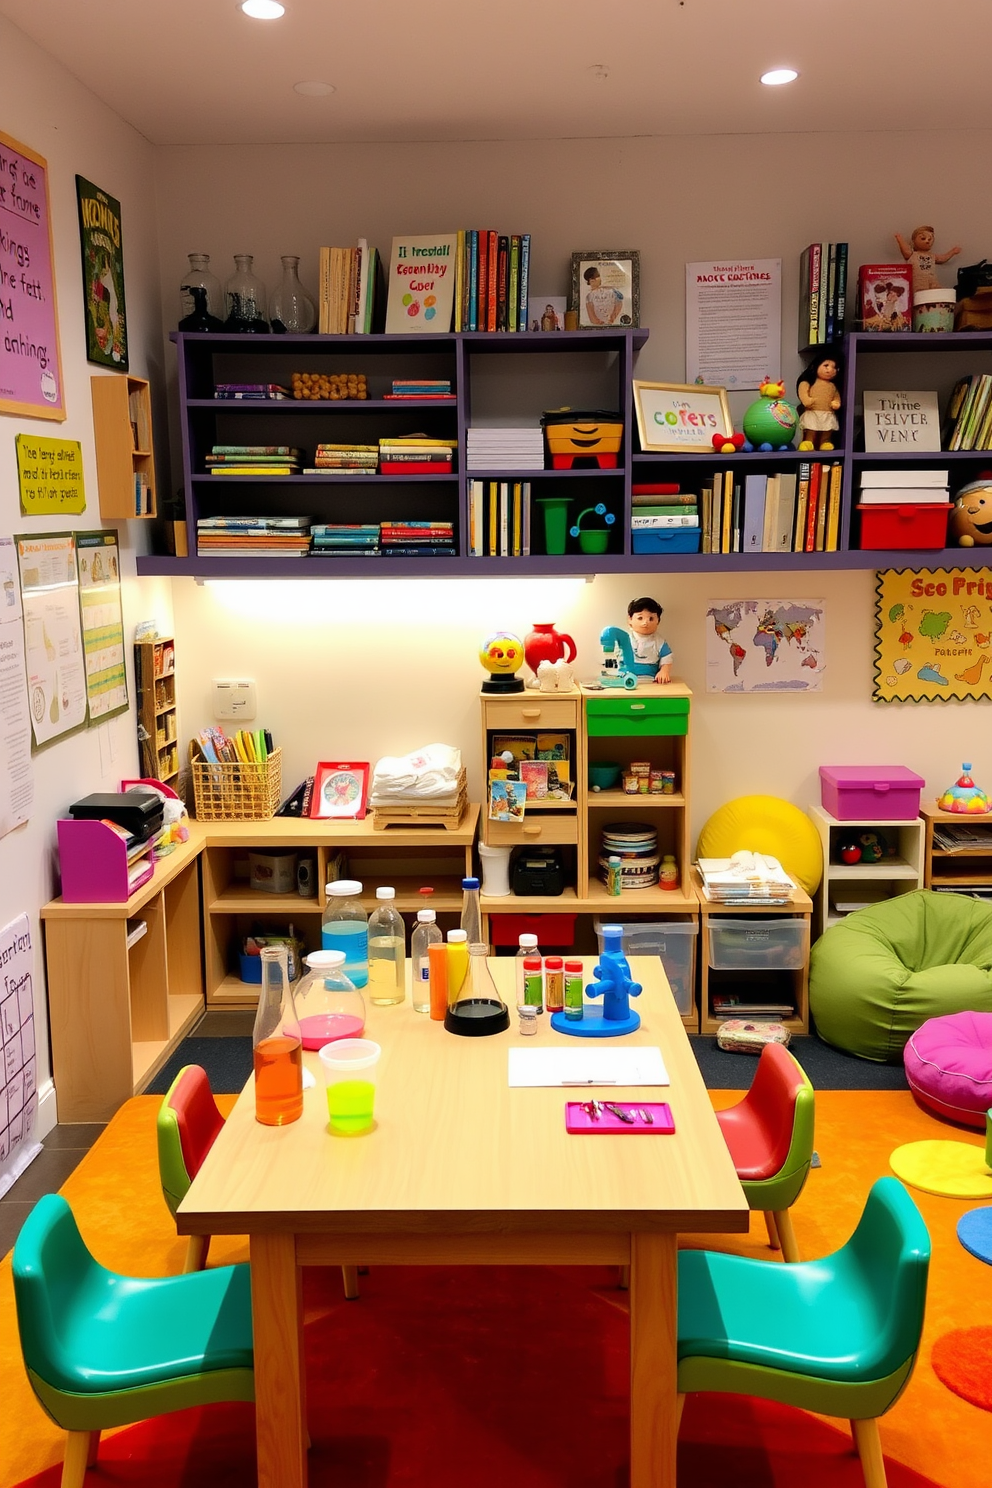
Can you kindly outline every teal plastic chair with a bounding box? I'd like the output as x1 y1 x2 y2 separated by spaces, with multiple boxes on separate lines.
677 1177 931 1488
13 1193 254 1488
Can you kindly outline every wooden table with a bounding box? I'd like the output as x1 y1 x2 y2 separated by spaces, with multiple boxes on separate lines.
178 955 747 1488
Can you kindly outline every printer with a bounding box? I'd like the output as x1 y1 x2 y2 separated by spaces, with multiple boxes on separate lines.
68 791 164 845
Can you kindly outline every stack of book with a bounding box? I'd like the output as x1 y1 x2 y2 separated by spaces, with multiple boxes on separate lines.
798 241 849 348
213 383 290 401
133 471 152 515
196 516 312 557
386 379 453 400
711 992 797 1020
467 480 532 557
310 524 380 556
303 443 379 475
205 445 302 476
466 427 544 472
379 521 455 557
378 436 455 475
317 238 381 334
454 230 531 333
858 470 949 504
697 853 795 905
946 375 992 450
631 488 699 533
700 463 842 554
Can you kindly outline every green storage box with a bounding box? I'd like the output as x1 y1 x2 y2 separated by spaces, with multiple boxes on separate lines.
586 695 690 737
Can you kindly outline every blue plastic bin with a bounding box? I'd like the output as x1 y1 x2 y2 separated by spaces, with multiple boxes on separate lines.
631 529 701 554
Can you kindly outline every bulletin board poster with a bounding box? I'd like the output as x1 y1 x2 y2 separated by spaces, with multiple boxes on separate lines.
76 530 128 721
0 913 42 1200
0 131 65 421
874 567 992 703
15 532 87 746
0 536 34 838
75 175 128 371
16 433 86 514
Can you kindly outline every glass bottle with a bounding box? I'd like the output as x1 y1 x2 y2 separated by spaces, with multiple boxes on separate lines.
564 959 584 1021
253 945 303 1126
270 255 317 333
224 253 269 332
460 876 483 947
411 908 442 1014
516 932 539 1007
295 949 365 1048
178 285 225 333
180 253 222 322
544 956 565 1013
322 879 368 988
522 955 544 1012
444 941 509 1037
368 886 406 1006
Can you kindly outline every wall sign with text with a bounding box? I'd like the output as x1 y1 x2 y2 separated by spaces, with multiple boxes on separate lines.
0 131 65 421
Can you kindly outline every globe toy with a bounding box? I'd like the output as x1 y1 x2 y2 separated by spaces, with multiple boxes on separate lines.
742 377 799 451
479 631 525 694
938 763 991 815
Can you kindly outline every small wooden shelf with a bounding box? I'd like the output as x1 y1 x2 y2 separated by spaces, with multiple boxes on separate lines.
91 374 157 518
135 637 179 785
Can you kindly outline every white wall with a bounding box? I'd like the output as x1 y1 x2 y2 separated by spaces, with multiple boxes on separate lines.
158 130 986 832
0 15 173 1108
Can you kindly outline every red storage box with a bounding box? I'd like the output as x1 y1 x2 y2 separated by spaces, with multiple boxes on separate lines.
819 765 925 821
857 502 951 550
489 914 577 947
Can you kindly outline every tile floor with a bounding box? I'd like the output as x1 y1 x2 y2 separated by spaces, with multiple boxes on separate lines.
0 1123 105 1260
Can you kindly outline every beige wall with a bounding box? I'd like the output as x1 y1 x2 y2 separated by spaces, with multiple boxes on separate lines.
0 15 172 1106
158 130 983 831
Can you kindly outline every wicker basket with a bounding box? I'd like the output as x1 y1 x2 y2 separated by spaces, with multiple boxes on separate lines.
189 743 282 821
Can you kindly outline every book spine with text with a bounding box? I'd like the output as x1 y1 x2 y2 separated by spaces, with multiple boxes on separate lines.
518 234 531 331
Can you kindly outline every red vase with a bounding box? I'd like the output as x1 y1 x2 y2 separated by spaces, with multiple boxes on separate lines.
524 622 577 675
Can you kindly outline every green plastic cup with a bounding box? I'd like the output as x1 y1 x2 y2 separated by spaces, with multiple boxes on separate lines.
536 496 571 555
318 1038 380 1135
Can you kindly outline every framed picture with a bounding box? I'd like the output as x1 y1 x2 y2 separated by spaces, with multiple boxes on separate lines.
311 760 369 820
527 296 567 332
570 251 639 329
633 380 733 453
0 131 65 420
76 176 129 370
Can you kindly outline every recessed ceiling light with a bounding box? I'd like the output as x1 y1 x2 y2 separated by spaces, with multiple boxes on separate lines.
294 80 336 96
240 0 284 18
761 67 798 86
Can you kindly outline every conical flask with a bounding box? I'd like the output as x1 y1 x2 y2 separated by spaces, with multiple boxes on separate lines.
253 945 303 1125
444 941 509 1037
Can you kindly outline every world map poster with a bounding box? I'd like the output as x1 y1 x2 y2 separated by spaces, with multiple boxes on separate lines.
874 567 992 703
706 598 825 692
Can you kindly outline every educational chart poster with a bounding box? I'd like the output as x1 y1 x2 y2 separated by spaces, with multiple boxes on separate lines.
874 567 992 703
75 175 128 371
0 914 42 1199
706 598 825 692
0 130 65 421
16 433 86 514
685 259 781 390
384 234 456 333
16 532 87 747
0 537 34 838
76 530 128 721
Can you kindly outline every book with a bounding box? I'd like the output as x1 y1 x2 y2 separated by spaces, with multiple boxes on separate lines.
858 485 950 504
761 473 780 552
496 235 509 332
774 473 797 552
817 242 828 343
799 242 821 348
863 391 942 452
858 263 912 331
794 463 810 552
721 470 733 553
518 234 531 332
522 481 531 556
742 473 766 552
468 230 478 331
815 466 830 550
512 481 522 555
486 229 498 332
825 463 842 551
860 468 948 487
804 461 822 551
453 230 465 332
834 243 849 333
477 230 488 331
824 243 836 342
209 465 298 475
384 234 457 333
508 236 520 336
488 481 497 557
499 481 509 556
961 375 992 450
469 479 484 556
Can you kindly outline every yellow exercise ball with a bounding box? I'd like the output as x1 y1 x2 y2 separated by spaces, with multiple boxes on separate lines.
697 795 823 895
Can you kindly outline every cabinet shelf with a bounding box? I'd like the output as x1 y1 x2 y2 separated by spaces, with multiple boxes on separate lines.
588 790 686 809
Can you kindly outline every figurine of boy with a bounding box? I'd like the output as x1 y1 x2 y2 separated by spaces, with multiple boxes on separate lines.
628 597 672 684
895 225 961 293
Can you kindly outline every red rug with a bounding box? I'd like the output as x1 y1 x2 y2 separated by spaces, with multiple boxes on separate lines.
13 1264 946 1488
931 1326 992 1413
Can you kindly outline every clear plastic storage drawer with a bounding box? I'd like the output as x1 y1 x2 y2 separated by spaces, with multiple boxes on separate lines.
706 918 808 971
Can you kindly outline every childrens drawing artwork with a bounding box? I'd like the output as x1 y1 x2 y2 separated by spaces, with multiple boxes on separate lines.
706 599 825 692
873 567 992 702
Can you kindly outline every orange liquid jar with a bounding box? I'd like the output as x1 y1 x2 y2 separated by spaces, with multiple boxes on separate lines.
253 945 304 1126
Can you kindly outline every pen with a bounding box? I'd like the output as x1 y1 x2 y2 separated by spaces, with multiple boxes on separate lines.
562 1079 617 1086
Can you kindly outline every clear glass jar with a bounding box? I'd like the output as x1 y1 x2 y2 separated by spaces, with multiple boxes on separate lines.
253 945 303 1126
295 949 365 1049
445 941 509 1037
270 255 317 333
322 879 368 988
367 886 406 1006
180 253 222 322
516 933 539 1007
411 908 442 1014
224 253 269 332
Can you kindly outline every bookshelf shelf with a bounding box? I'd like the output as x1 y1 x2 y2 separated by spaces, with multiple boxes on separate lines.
91 374 158 519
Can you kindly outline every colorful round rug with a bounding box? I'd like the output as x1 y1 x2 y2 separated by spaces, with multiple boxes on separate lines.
889 1140 992 1199
958 1206 992 1264
932 1327 992 1411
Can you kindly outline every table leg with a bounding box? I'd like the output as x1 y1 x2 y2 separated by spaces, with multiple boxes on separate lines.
630 1231 678 1488
251 1232 308 1488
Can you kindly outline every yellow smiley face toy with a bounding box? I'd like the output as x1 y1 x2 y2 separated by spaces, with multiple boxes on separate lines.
480 631 526 693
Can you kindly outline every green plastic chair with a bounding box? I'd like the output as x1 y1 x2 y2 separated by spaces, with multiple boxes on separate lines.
677 1176 931 1488
13 1193 254 1488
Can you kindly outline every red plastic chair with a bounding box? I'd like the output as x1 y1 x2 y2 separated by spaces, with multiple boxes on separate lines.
157 1064 360 1296
715 1042 815 1263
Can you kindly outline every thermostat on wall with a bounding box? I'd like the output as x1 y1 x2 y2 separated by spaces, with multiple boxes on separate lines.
213 678 257 720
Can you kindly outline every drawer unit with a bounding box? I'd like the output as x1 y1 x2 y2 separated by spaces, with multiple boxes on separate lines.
706 917 808 971
482 698 579 731
586 695 689 737
486 814 579 846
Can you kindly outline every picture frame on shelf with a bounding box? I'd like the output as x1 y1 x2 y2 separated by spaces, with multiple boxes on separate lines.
527 297 567 332
570 251 639 329
633 380 733 453
311 760 369 820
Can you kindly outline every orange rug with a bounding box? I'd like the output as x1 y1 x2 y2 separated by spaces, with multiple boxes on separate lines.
0 1090 986 1488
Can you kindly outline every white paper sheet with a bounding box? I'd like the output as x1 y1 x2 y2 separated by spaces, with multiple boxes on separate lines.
508 1046 669 1088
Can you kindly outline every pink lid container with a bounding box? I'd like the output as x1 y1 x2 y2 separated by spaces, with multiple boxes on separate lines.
819 765 925 821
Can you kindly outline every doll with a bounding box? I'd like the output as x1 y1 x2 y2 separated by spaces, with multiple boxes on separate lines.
796 351 842 451
894 225 961 294
627 597 672 684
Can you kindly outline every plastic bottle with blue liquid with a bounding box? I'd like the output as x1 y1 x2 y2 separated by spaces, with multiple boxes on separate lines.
321 879 369 988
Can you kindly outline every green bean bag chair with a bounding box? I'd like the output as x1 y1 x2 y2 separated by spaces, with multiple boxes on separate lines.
809 890 992 1062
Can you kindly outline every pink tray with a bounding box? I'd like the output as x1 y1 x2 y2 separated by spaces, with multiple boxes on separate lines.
565 1101 675 1134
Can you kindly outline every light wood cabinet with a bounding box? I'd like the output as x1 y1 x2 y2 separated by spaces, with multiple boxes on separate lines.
90 373 157 519
809 804 924 935
692 866 812 1036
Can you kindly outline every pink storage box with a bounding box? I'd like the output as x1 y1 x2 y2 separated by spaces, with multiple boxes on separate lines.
819 765 924 821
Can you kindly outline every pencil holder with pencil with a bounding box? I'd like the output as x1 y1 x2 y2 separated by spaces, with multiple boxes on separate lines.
188 741 282 820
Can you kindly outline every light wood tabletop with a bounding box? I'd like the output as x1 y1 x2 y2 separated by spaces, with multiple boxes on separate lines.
179 955 747 1488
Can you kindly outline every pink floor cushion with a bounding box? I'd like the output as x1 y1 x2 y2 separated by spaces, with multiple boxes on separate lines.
904 1011 992 1128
